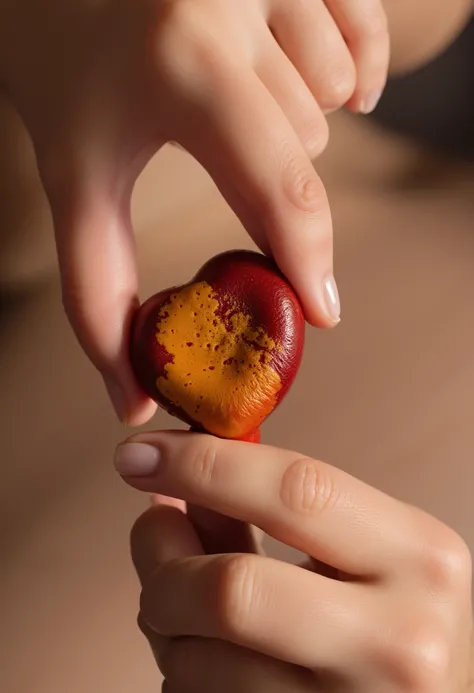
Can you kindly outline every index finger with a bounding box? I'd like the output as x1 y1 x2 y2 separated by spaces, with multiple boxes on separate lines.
115 431 412 577
176 64 340 327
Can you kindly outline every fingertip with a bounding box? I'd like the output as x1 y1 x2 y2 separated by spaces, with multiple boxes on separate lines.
151 494 187 512
359 88 384 115
131 500 203 585
125 395 158 427
103 372 157 426
345 87 384 115
302 308 340 331
270 248 341 330
300 290 341 329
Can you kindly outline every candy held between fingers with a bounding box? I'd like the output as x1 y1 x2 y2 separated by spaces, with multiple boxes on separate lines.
130 250 305 440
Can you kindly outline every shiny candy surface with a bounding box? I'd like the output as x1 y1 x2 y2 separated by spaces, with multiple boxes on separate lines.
131 250 305 439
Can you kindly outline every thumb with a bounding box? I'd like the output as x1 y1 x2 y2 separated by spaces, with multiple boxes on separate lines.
39 157 156 425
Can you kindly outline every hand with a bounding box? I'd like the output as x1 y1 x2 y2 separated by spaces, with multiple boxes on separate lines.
1 0 389 424
115 432 473 692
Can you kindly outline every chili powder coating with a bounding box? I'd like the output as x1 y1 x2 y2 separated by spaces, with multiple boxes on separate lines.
130 250 305 440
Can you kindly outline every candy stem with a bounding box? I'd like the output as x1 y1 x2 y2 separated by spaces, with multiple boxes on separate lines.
189 426 261 444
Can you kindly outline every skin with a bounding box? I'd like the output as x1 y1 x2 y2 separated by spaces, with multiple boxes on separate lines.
0 0 470 427
0 1 473 690
114 431 473 692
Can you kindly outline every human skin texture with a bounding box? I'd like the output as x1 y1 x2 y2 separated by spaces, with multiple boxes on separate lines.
130 250 305 442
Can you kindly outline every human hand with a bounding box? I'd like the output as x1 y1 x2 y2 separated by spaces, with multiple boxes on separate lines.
115 432 473 692
0 0 389 424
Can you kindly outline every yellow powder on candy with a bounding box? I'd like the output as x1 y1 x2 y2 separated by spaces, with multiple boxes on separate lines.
155 281 281 437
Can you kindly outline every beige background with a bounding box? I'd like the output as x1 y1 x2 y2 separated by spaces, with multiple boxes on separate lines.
1 105 474 692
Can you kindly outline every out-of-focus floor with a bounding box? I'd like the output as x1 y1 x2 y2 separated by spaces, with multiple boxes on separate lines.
1 106 474 692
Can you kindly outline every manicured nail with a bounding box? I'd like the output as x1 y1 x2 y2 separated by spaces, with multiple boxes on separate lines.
103 376 126 422
322 275 341 324
360 89 382 114
114 442 161 477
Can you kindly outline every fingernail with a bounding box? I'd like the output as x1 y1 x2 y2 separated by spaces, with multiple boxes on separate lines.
103 376 126 422
322 275 341 324
360 89 382 114
114 442 161 477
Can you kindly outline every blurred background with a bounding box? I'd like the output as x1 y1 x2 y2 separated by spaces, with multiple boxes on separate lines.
1 31 474 692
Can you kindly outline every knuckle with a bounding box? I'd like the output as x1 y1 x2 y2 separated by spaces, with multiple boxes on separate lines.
382 618 450 693
153 1 222 90
280 148 328 214
216 555 259 638
415 513 472 591
280 457 340 517
426 533 472 592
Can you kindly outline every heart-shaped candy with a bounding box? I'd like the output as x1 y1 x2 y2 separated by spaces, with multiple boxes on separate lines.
130 250 305 440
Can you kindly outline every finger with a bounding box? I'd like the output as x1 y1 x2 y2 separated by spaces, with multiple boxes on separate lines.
269 0 356 112
140 552 366 670
137 611 170 672
178 65 339 328
150 493 260 556
324 0 390 113
187 505 262 555
160 636 314 693
131 501 260 672
150 467 258 556
115 432 413 577
131 502 204 672
151 494 187 512
256 30 329 158
38 152 157 426
132 498 260 576
131 503 202 672
131 503 204 585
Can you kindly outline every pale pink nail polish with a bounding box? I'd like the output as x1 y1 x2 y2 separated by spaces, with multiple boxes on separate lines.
322 275 341 324
360 89 383 114
114 442 161 477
